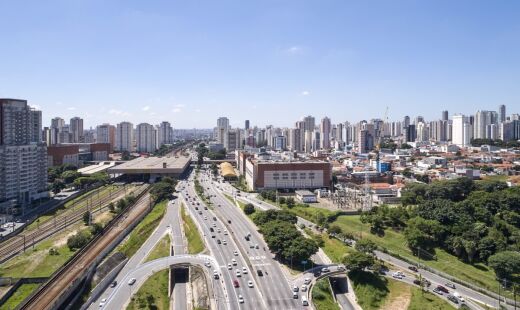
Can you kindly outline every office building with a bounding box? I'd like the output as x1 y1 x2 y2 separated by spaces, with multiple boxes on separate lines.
115 121 134 152
404 124 416 143
499 105 506 123
245 120 250 130
216 117 229 144
136 123 157 153
358 122 375 153
0 99 48 209
442 110 449 121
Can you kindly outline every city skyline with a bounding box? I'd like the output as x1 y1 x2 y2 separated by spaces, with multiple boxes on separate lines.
2 1 520 128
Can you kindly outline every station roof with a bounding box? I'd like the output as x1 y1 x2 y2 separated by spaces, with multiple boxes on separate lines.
108 156 191 175
220 162 237 178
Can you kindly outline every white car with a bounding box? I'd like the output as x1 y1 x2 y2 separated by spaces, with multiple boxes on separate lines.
204 261 211 267
321 267 330 273
293 285 299 292
242 267 248 274
301 284 307 292
248 280 254 288
236 269 241 277
232 258 237 265
234 250 239 256
99 298 107 307
204 216 207 220
238 295 244 303
222 240 227 245
128 278 136 285
224 230 228 235
227 263 232 270
304 278 311 285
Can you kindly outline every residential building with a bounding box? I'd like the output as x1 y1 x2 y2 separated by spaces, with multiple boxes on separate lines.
96 123 115 151
70 117 83 143
0 99 48 210
157 121 174 146
115 121 134 152
453 114 472 147
136 123 157 153
320 116 331 149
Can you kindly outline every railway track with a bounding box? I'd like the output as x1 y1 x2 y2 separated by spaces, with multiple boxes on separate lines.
18 190 153 310
0 184 146 263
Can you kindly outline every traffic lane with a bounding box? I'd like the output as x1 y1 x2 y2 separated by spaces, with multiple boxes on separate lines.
182 191 242 310
204 180 298 309
329 276 356 310
184 186 262 309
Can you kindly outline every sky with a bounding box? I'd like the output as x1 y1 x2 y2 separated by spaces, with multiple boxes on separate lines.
1 0 520 129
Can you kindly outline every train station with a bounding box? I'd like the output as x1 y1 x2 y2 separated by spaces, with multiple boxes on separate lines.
107 156 191 181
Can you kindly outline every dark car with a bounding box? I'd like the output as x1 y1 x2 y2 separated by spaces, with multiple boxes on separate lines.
436 285 449 293
445 282 456 289
110 281 117 288
408 266 418 272
233 280 240 288
228 219 232 224
447 294 459 304
210 227 214 232
257 269 263 276
217 239 221 244
413 279 421 285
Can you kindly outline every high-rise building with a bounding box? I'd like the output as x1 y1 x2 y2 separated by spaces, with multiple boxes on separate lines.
136 123 157 153
225 129 241 151
453 114 472 147
273 136 287 150
442 110 449 121
403 116 410 129
335 123 344 144
157 121 174 146
115 122 134 152
245 120 250 130
416 122 428 142
216 117 229 144
474 110 498 139
288 128 302 151
0 99 48 209
302 116 315 152
96 124 116 151
357 122 375 153
404 125 416 143
70 117 84 143
499 105 506 123
51 117 65 131
320 117 331 149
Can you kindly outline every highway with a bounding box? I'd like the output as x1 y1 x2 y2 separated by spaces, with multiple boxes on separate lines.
183 173 266 309
198 170 302 309
88 193 190 309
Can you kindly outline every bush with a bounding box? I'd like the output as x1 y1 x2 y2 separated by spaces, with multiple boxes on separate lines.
244 203 255 215
67 230 91 250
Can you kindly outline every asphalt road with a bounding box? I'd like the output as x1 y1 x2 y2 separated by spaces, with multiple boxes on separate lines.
183 175 265 309
199 172 303 309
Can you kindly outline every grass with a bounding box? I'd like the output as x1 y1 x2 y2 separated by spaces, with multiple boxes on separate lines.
145 235 170 262
180 205 204 254
408 287 456 310
25 185 119 231
117 200 167 258
1 283 41 309
305 229 355 263
312 278 340 310
0 224 82 278
349 270 390 310
332 215 502 297
126 269 169 310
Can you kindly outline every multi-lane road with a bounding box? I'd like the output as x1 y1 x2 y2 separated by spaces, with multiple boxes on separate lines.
197 170 303 309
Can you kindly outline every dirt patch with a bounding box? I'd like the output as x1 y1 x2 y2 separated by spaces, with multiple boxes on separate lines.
381 283 412 310
93 211 114 226
190 266 209 309
53 227 81 248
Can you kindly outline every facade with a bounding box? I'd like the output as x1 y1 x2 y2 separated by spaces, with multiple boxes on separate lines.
245 158 332 191
474 110 498 139
0 99 48 209
70 117 84 143
136 123 157 153
225 129 241 151
115 121 134 152
216 117 229 144
157 121 174 146
96 123 116 151
47 144 79 167
320 117 331 149
453 114 472 147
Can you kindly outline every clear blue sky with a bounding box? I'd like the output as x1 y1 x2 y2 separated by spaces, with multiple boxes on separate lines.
1 0 519 128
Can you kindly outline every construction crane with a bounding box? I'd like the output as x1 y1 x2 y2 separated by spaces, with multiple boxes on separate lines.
375 106 389 172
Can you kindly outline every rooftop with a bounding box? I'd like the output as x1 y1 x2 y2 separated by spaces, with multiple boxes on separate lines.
108 156 191 174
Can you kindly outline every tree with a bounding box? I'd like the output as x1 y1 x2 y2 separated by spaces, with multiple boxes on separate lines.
244 203 255 215
286 197 295 208
404 217 444 253
488 251 520 281
90 222 103 235
108 202 115 213
83 211 91 226
67 230 91 250
343 251 375 272
355 239 377 255
328 224 342 236
278 196 286 205
61 170 80 184
51 179 65 194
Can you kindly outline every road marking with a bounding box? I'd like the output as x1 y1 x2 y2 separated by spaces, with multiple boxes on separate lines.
252 263 271 267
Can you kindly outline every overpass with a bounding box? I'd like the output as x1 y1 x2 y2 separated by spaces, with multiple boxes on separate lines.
101 254 225 309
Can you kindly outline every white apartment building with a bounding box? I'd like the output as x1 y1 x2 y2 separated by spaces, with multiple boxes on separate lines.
452 114 472 147
115 121 134 152
157 121 174 146
136 123 157 153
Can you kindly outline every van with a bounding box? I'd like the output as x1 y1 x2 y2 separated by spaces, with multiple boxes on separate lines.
301 296 309 306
